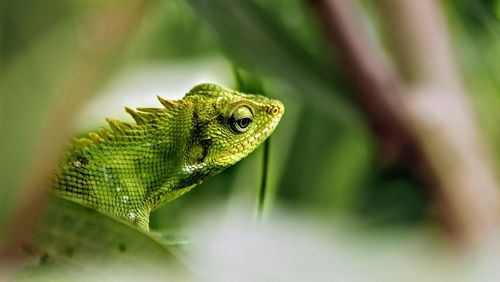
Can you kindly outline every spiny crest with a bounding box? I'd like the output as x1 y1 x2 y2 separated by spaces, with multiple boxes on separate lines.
157 95 177 108
73 95 178 147
186 83 238 98
106 118 138 133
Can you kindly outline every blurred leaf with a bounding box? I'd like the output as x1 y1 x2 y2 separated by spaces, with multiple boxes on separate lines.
445 0 500 163
123 0 221 61
0 11 83 239
186 0 363 126
355 168 430 228
0 0 74 64
18 196 186 280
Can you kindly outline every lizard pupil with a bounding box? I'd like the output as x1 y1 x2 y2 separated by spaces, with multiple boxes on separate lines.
238 118 251 128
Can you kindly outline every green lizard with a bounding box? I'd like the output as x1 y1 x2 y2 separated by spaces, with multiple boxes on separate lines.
52 83 284 230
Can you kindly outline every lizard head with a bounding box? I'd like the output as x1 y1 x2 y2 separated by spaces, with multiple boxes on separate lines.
183 83 284 177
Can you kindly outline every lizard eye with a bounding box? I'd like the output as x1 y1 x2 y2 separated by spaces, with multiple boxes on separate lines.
230 106 253 133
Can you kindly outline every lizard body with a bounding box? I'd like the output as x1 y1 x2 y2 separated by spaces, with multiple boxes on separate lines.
53 83 284 229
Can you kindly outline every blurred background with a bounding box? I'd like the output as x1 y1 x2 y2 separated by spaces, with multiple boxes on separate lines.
1 0 500 280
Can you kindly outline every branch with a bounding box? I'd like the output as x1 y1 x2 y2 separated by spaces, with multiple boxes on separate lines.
378 0 500 245
309 0 412 163
309 0 500 246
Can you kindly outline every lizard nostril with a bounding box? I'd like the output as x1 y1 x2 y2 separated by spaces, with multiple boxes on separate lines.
269 106 280 116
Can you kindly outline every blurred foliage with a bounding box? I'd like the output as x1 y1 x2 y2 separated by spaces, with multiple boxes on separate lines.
445 0 500 165
1 0 499 278
18 197 185 280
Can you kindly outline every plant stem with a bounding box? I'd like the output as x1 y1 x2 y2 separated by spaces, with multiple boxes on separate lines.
257 138 271 220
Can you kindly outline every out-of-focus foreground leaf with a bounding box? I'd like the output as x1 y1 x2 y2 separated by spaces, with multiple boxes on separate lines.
0 0 81 239
17 196 187 281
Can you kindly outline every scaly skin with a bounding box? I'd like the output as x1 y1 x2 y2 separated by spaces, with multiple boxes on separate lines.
53 83 284 230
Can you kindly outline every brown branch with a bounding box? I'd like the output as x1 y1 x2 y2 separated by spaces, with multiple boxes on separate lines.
0 0 152 261
378 0 500 245
309 0 412 164
309 0 500 246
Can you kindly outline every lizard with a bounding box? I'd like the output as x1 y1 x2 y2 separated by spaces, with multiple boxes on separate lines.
52 83 284 230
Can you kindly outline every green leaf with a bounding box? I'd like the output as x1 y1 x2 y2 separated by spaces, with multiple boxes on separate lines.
186 0 362 126
18 196 187 280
